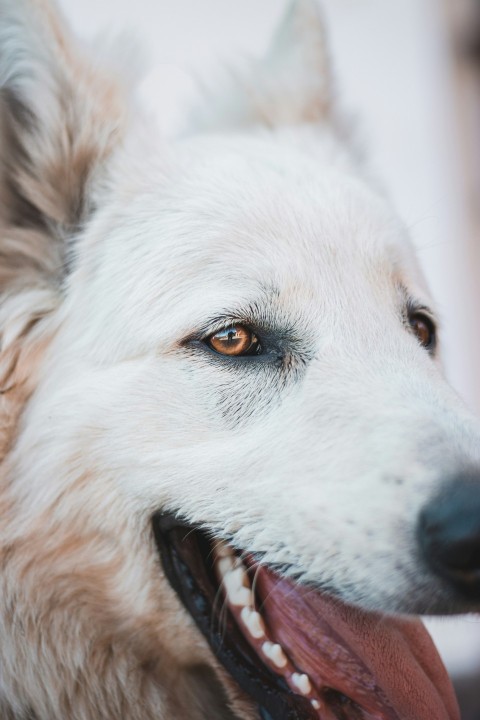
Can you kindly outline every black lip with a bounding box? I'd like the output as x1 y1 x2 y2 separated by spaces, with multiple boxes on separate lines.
152 513 316 720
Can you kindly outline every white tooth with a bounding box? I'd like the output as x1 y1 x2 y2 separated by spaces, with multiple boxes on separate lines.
228 566 249 587
214 542 235 559
311 699 321 710
291 673 312 695
240 607 265 639
217 556 235 577
222 565 253 607
262 641 288 668
240 606 252 624
270 644 288 668
222 566 249 600
227 585 253 606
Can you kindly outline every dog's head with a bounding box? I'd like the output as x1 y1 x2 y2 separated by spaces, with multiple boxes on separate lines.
1 1 479 718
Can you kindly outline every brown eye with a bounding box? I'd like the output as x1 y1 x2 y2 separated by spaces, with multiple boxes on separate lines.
409 312 436 352
207 325 260 357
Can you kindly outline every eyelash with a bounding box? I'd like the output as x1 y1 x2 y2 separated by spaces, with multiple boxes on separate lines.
184 301 437 362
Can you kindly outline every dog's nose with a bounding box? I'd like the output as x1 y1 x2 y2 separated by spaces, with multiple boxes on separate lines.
418 473 480 599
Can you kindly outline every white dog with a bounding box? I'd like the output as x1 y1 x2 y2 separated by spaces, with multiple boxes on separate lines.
1 0 479 718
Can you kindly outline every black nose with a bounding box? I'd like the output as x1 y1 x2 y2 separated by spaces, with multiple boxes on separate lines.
418 473 480 600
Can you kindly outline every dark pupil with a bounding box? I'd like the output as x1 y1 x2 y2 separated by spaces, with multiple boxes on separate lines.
220 328 244 347
416 320 429 344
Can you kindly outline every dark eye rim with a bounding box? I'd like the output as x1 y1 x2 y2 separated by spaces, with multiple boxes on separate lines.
407 308 437 353
180 319 285 364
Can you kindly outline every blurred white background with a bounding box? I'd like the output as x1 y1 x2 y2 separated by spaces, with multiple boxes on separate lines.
57 0 480 699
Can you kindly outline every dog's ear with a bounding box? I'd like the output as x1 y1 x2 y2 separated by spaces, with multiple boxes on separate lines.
0 0 131 442
258 0 331 124
0 0 131 245
192 0 332 131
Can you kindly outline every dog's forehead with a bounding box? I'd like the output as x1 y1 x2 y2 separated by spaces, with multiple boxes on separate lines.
121 139 401 259
120 136 421 299
77 135 428 356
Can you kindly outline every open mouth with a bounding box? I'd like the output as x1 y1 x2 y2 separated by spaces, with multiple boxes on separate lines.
152 514 460 720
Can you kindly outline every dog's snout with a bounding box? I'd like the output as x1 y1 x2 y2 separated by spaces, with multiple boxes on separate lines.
418 473 480 600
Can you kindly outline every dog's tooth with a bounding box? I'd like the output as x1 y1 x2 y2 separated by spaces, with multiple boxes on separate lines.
228 566 249 587
291 673 312 695
215 552 250 604
214 542 235 559
261 641 288 668
217 556 236 577
223 565 248 591
223 566 253 606
227 585 253 607
311 699 321 711
240 607 266 639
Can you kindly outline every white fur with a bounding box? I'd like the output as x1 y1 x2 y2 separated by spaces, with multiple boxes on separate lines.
1 0 479 717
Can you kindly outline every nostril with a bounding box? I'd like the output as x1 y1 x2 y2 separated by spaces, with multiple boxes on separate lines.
437 536 480 574
418 474 480 599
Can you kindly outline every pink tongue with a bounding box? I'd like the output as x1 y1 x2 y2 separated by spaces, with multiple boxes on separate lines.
255 566 460 720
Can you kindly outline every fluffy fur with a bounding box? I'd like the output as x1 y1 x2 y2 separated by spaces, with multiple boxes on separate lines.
1 0 479 718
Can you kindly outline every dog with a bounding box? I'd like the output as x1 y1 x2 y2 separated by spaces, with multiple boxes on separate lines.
1 0 480 718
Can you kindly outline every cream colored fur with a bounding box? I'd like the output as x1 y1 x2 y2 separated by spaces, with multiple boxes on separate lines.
1 1 480 718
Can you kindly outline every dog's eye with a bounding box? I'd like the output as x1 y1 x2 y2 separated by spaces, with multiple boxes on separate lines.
206 325 261 357
409 312 436 352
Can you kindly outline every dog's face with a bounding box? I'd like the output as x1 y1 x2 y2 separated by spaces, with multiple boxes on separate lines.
31 132 478 612
1 1 479 719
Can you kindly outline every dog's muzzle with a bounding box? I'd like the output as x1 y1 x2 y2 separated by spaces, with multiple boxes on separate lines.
152 513 460 720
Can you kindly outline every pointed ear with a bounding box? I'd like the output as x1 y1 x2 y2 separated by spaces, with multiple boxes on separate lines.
0 0 131 436
261 0 331 123
192 0 332 131
0 0 131 240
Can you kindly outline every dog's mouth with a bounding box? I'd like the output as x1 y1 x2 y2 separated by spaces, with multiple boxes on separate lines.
152 515 459 720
